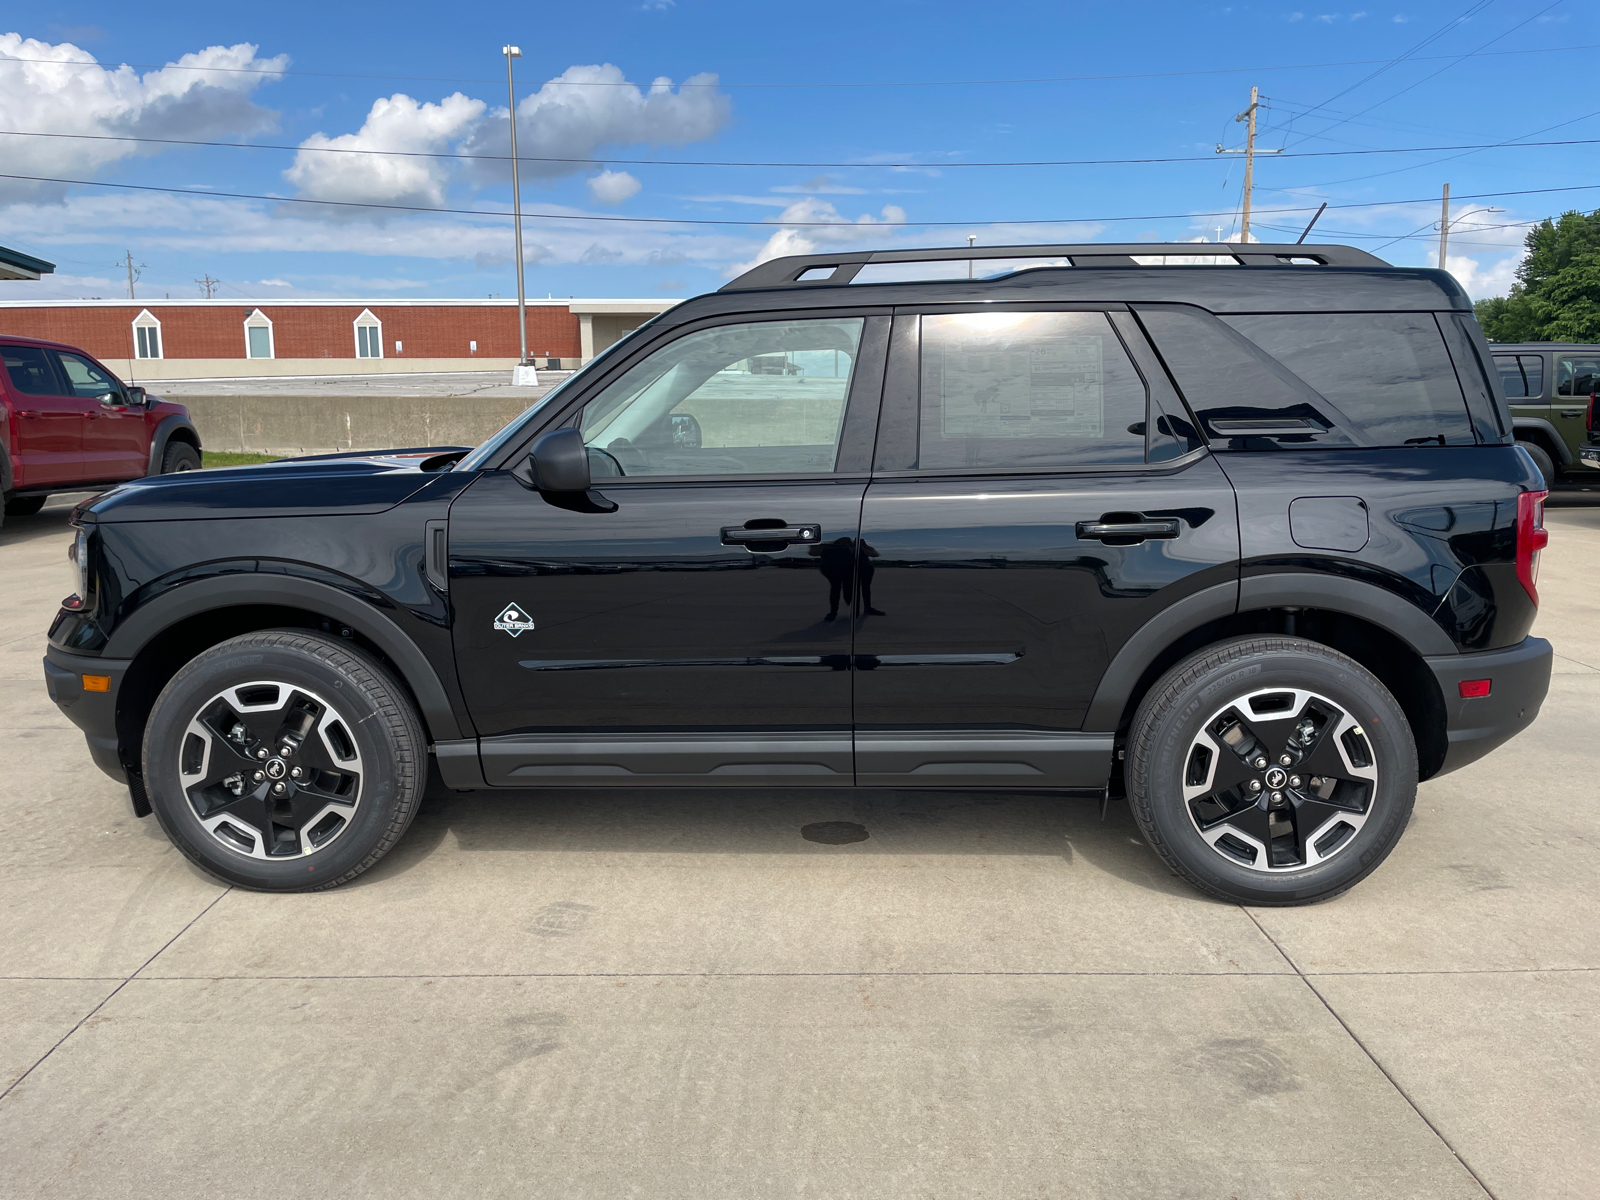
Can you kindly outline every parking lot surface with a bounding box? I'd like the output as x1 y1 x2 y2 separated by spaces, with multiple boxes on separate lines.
1 494 1596 1199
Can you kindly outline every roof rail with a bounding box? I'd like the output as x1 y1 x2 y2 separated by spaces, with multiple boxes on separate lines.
720 242 1390 292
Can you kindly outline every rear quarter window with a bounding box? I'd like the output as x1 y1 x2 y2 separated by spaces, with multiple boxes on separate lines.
1222 313 1476 446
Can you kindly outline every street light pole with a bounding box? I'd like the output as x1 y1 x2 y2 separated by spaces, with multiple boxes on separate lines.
503 44 532 379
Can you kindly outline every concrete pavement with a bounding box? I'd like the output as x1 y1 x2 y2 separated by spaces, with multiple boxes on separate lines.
1 493 1596 1198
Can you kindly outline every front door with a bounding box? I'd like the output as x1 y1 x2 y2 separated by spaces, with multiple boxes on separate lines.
2 345 85 487
55 351 148 480
853 308 1239 787
450 313 885 786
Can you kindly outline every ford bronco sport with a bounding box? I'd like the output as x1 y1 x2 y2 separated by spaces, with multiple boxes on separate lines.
43 243 1552 904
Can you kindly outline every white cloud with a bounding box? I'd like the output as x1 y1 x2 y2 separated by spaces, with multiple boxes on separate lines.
725 198 910 277
586 169 641 205
459 63 730 185
0 34 288 202
285 92 485 209
1445 252 1519 299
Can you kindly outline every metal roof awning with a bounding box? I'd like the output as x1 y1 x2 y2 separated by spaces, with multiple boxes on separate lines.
0 244 56 282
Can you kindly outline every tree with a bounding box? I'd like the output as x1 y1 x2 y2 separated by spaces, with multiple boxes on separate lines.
1474 208 1600 342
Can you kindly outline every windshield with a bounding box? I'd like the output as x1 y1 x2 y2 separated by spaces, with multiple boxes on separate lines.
452 309 678 472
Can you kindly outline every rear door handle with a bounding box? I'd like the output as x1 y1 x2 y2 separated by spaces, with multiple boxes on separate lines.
1560 409 1584 418
721 523 822 547
1076 519 1181 542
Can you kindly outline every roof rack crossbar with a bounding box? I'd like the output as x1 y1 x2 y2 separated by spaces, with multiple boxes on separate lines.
720 242 1389 291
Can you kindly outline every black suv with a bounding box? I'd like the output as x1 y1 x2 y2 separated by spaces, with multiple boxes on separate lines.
44 243 1552 905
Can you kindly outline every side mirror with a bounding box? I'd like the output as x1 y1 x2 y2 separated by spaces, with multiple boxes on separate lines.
525 428 592 492
127 386 148 408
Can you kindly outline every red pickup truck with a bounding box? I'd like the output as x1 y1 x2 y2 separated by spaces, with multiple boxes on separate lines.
1 335 201 527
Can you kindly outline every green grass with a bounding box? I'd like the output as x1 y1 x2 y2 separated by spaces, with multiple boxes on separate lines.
202 451 280 469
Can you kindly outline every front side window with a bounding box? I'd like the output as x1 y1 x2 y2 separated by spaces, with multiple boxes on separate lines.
1557 356 1600 396
3 345 60 395
579 318 863 477
54 352 121 399
1223 313 1475 446
918 310 1148 469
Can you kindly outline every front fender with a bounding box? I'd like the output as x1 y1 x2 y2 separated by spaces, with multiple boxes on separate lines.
145 413 202 477
104 570 464 742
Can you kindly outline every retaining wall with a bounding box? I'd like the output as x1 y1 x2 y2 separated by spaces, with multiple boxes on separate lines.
180 394 535 456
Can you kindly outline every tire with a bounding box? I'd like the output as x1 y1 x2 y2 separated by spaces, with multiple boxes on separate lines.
4 494 46 517
1126 636 1417 906
160 441 202 473
141 631 426 891
1518 439 1556 489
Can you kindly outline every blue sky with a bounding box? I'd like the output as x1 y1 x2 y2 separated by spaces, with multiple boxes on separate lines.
0 0 1593 303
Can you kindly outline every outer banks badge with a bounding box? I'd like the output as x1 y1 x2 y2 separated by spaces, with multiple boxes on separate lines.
493 603 536 638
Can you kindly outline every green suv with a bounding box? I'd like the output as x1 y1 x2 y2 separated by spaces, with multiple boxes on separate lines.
1489 343 1600 485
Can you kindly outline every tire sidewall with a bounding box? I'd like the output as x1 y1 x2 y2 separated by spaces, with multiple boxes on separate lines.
1132 640 1417 904
161 443 202 473
143 636 412 890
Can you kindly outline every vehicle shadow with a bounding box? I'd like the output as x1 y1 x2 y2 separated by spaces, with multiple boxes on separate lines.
0 494 94 549
351 766 1203 901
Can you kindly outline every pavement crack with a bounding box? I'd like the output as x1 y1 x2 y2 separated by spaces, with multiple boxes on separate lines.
1239 906 1500 1200
0 887 232 1105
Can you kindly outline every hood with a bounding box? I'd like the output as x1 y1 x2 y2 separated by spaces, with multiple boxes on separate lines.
82 446 472 523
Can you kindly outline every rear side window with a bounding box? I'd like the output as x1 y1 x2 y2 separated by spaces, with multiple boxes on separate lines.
1493 355 1529 398
1494 354 1546 399
1222 313 1475 446
3 346 61 395
918 310 1147 469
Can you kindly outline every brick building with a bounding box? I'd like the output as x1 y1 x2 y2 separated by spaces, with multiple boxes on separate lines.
0 297 677 380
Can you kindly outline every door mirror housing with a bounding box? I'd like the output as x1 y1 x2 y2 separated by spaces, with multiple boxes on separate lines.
126 386 148 408
525 428 592 492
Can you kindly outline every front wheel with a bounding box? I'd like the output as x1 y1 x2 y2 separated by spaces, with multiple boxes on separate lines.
1126 637 1417 905
160 442 202 473
142 631 426 891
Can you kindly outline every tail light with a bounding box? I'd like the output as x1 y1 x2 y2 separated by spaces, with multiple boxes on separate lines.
1516 489 1549 605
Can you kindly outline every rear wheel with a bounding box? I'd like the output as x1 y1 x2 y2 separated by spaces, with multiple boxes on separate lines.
142 631 425 891
160 442 202 473
1127 637 1417 905
1517 439 1556 489
4 495 47 517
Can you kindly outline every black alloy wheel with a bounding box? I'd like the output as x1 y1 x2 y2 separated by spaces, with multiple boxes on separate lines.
1126 636 1417 905
142 631 425 890
160 442 202 473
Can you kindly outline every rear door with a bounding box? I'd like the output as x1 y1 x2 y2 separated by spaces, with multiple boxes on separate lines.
1555 351 1600 464
53 351 148 480
2 344 84 487
449 311 887 786
853 306 1239 787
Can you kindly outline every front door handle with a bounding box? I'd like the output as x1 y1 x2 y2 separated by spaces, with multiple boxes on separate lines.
721 523 822 548
1076 518 1181 543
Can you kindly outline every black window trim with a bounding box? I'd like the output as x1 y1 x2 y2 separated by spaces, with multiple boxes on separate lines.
1492 351 1530 400
481 306 893 481
870 300 1209 479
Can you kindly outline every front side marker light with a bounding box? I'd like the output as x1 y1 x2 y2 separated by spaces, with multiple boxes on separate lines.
82 675 111 693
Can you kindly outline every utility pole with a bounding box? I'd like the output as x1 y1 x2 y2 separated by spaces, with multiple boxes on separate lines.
503 44 535 383
967 234 976 279
196 274 219 299
121 250 145 300
1438 183 1451 269
1216 87 1281 243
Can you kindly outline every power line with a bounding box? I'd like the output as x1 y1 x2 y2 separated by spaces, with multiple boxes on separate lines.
5 127 1600 170
4 169 1599 229
1 43 1597 90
